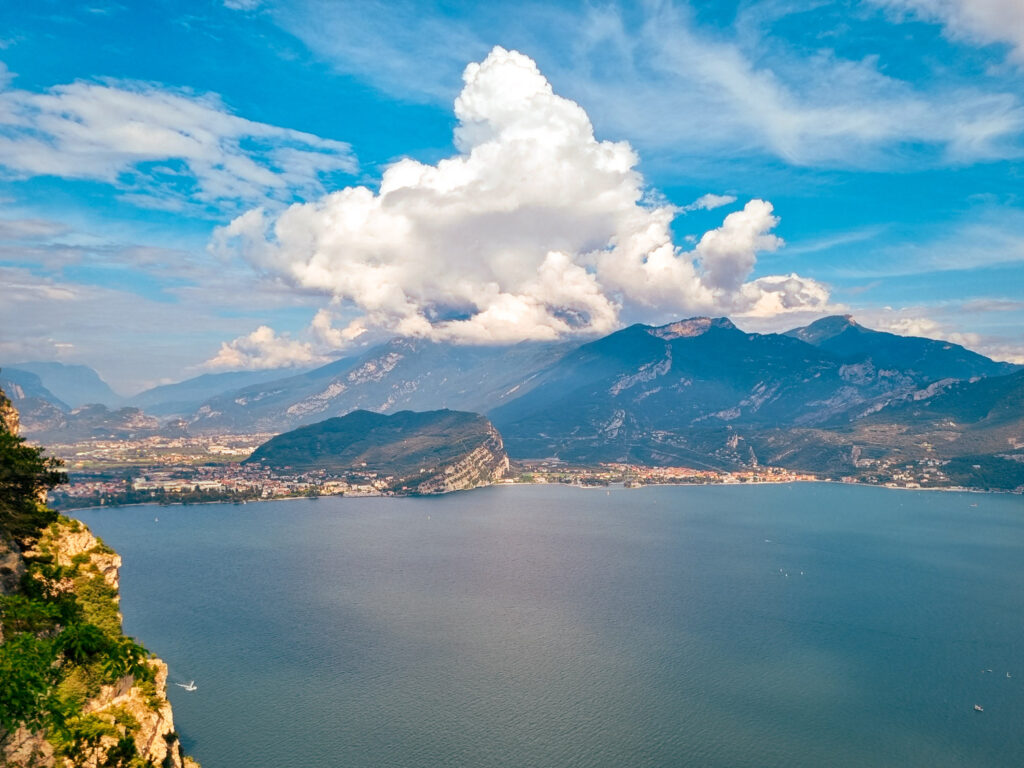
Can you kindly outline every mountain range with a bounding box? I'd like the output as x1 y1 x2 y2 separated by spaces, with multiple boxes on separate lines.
126 368 305 416
1 361 122 408
489 315 1019 465
6 315 1022 488
187 338 569 434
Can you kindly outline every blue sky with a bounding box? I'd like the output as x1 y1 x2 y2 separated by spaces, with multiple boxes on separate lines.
0 0 1022 393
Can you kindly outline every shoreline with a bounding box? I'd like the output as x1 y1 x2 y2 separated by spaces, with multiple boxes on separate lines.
56 476 1016 514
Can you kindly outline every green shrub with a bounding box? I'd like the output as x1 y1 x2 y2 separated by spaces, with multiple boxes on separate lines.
55 663 101 710
0 632 59 732
74 574 122 637
0 593 62 633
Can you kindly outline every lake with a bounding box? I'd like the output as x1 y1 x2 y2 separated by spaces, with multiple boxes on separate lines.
77 483 1024 767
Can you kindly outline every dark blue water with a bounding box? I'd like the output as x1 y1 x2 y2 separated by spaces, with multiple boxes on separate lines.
78 483 1024 767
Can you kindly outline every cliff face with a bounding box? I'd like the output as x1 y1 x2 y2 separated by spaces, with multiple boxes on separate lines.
246 408 512 494
2 520 199 768
413 423 509 494
0 388 198 768
74 656 188 768
1 392 20 436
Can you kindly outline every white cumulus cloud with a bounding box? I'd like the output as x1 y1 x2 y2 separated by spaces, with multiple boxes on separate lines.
205 325 322 370
214 47 830 351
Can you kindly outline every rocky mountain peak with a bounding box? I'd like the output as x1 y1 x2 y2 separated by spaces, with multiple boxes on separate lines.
648 317 737 340
785 314 861 344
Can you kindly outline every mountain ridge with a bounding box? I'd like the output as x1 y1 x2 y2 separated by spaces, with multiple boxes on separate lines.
188 338 571 434
128 367 308 416
4 361 123 408
10 315 1021 490
784 316 1019 380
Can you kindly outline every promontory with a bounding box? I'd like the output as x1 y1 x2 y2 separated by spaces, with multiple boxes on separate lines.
244 409 509 494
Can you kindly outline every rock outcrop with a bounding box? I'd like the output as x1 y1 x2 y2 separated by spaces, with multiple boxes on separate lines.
1 390 20 435
246 408 510 494
0 388 198 767
2 519 199 767
412 422 509 494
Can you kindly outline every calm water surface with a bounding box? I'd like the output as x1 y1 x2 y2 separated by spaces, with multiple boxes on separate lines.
78 483 1024 767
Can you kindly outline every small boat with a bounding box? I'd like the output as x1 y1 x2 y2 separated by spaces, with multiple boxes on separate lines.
176 680 197 692
974 704 984 712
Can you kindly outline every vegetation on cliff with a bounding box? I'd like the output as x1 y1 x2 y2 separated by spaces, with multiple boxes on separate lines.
0 387 196 767
0 402 63 543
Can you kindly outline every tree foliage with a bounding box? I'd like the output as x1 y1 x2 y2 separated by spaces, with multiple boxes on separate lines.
0 388 66 543
0 388 160 761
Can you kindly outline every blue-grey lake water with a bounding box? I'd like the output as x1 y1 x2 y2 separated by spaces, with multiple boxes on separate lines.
77 483 1023 767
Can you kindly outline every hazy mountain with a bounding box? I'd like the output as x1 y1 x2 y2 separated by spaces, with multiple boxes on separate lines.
188 338 570 434
0 368 69 408
784 315 1018 381
5 361 123 407
129 368 308 416
0 368 70 434
0 367 169 442
245 409 508 493
19 403 174 444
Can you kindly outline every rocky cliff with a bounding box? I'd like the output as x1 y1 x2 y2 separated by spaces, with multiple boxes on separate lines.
2 519 199 768
410 422 509 494
246 408 510 494
1 390 21 435
0 387 198 767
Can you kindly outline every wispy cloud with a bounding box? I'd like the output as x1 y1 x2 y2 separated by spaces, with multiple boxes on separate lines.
874 0 1024 64
0 63 357 212
0 217 71 240
270 0 1024 168
959 298 1024 312
782 226 889 257
829 209 1024 279
560 3 1024 167
224 0 263 10
682 193 737 212
273 0 487 103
